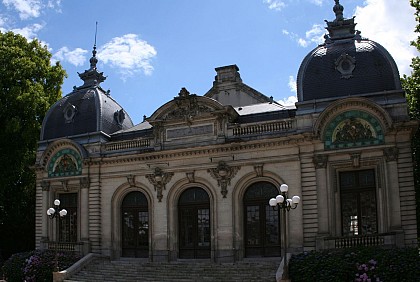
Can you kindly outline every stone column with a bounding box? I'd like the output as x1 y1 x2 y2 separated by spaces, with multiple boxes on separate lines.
80 177 90 254
41 181 50 247
383 147 402 231
313 155 329 250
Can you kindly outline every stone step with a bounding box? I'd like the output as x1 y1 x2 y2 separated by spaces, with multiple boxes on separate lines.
64 257 278 282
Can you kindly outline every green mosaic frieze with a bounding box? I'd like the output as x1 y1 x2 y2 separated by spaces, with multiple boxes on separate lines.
324 110 384 150
48 148 82 177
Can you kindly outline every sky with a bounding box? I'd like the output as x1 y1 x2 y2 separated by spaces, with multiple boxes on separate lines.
0 0 418 125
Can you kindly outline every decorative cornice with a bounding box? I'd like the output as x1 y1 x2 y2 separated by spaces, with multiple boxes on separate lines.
94 136 313 166
208 161 240 198
145 167 174 202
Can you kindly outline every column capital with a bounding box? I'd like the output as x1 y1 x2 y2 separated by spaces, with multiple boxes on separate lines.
383 147 399 162
41 180 50 191
313 155 328 169
80 177 90 189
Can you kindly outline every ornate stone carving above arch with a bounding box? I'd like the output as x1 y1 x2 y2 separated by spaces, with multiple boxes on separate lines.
314 97 392 139
39 139 88 170
314 98 392 150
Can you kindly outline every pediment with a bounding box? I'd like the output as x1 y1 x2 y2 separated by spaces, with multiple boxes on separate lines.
147 88 237 126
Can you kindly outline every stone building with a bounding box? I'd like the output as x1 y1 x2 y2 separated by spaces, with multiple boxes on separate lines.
35 1 418 264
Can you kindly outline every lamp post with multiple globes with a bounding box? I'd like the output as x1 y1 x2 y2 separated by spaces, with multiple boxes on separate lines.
269 184 300 280
47 199 67 272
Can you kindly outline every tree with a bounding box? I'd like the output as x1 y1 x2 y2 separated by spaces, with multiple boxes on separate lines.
0 31 66 262
401 0 420 237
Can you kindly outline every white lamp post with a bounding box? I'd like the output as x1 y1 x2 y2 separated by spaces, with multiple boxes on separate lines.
47 199 67 271
269 184 300 280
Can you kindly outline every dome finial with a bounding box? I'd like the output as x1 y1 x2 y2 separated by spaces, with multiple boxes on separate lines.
89 21 98 70
333 0 344 22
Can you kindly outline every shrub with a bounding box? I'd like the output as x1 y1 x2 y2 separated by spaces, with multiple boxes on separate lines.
2 249 82 282
289 246 420 282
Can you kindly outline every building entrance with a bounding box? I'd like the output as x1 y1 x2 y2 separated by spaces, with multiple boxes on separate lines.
244 182 280 257
178 188 211 259
121 191 149 258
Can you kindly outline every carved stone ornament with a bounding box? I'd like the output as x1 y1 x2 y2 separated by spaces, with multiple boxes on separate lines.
80 177 90 189
313 155 328 169
61 180 69 191
114 109 126 126
127 174 136 187
350 153 361 168
41 180 50 191
383 147 399 162
145 167 174 202
164 88 213 123
335 53 356 79
208 161 240 198
186 171 195 183
254 164 264 177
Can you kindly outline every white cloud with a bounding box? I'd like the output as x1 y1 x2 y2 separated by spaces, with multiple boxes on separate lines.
263 0 286 11
2 0 62 20
11 22 43 39
284 24 324 47
354 0 418 76
3 0 42 20
309 0 324 6
98 34 157 79
278 95 298 106
52 47 88 67
288 75 297 94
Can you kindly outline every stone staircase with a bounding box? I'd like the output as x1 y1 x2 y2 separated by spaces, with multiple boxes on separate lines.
64 257 279 282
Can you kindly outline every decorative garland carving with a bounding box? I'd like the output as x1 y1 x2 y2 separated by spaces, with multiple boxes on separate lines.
145 167 174 202
208 161 240 198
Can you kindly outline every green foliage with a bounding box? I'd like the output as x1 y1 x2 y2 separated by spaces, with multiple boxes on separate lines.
0 31 66 261
2 249 81 282
289 247 420 282
401 0 420 236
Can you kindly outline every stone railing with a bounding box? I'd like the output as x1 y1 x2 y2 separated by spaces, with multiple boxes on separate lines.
47 241 84 254
323 233 398 249
103 138 152 152
232 120 294 136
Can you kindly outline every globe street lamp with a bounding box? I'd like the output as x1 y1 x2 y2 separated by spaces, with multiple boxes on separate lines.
47 199 67 271
269 184 300 280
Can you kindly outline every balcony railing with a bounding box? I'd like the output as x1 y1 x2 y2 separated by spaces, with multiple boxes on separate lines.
232 120 294 136
323 233 397 249
103 138 152 152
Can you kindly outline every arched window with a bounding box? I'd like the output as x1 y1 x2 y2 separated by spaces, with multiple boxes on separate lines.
340 169 377 236
121 191 149 258
178 188 211 259
243 182 280 257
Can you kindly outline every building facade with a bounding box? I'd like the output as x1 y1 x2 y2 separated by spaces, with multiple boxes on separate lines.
35 1 418 262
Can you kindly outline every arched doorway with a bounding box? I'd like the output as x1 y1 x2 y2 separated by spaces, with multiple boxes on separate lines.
243 182 280 257
178 187 211 259
121 191 149 258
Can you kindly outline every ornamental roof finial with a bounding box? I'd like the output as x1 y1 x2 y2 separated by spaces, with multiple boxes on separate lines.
333 0 344 22
89 21 98 70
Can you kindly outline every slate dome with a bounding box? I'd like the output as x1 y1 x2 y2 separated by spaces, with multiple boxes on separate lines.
296 1 402 102
40 46 133 141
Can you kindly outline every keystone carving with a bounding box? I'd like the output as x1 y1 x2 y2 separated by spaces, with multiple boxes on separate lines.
146 167 174 202
208 161 240 198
